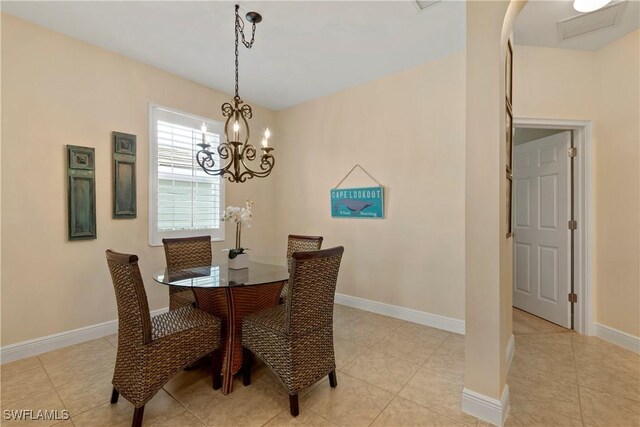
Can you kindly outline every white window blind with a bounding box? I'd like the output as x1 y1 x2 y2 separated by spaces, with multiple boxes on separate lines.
149 105 225 246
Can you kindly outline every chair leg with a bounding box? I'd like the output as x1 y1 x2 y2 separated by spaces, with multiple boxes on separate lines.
242 347 253 386
211 349 222 390
289 394 299 417
110 387 119 404
132 406 145 427
328 369 338 388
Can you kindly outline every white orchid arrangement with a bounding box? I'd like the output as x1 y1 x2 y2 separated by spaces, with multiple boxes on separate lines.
222 200 253 259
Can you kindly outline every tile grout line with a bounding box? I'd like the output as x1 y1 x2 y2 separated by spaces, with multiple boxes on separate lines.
340 311 456 389
320 370 395 427
67 382 188 425
569 334 587 427
574 383 640 404
395 332 447 389
340 343 424 374
366 393 395 426
259 408 286 427
513 331 574 335
40 338 119 421
339 319 452 392
311 308 401 426
36 353 84 427
417 333 452 369
386 332 477 425
568 335 640 402
367 346 453 427
36 354 72 426
334 310 406 425
335 315 408 351
162 385 208 426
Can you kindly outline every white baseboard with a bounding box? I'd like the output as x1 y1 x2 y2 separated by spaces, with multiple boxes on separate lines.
1 307 169 364
506 334 515 372
335 293 465 335
595 323 640 354
462 385 510 427
3 293 470 364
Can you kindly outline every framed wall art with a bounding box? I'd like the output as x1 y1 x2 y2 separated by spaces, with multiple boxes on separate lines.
113 132 137 218
505 39 514 238
67 145 97 240
506 109 513 173
506 169 513 238
506 40 513 109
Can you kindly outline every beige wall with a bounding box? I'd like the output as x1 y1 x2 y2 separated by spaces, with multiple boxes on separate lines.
513 30 640 337
514 46 598 119
0 14 279 346
273 51 467 321
594 31 640 337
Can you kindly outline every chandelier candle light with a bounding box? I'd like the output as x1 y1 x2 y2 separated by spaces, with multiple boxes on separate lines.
196 4 275 183
222 200 254 269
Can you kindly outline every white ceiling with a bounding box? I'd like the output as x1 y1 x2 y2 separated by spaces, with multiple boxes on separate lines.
2 1 638 111
1 1 466 110
514 0 640 50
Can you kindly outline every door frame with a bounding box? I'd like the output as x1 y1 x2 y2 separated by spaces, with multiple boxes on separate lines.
513 117 594 335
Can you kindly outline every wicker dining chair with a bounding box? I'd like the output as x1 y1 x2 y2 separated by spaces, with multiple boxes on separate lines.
280 235 323 301
106 250 222 427
162 236 212 310
242 246 344 417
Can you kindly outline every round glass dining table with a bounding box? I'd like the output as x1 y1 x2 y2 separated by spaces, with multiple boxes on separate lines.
153 260 289 394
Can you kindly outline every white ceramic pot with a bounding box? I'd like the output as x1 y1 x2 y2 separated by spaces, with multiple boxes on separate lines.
228 253 249 270
228 268 249 285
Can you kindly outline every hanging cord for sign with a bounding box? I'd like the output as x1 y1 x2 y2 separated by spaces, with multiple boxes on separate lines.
333 164 383 189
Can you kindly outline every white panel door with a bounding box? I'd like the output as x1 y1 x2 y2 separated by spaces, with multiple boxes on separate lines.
513 131 571 327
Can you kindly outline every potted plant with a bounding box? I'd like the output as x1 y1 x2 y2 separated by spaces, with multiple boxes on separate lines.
222 200 253 269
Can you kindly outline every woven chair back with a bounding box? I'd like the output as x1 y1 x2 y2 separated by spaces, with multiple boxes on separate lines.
105 250 152 345
163 236 212 298
285 246 344 337
162 236 212 270
286 235 323 272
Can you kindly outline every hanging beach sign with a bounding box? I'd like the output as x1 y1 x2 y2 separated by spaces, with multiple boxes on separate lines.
330 165 384 219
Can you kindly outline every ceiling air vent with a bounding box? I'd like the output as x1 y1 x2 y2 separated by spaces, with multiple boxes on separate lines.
557 1 627 41
415 0 442 10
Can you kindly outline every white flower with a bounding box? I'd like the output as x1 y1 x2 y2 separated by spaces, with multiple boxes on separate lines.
240 210 252 227
221 200 254 227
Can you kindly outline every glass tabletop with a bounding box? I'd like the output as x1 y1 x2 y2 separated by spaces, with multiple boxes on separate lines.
153 260 289 288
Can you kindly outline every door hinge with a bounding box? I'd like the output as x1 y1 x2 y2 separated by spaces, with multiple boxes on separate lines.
568 220 577 230
568 293 578 303
568 147 577 157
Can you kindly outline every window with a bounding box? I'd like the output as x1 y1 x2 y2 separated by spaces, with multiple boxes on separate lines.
149 105 225 246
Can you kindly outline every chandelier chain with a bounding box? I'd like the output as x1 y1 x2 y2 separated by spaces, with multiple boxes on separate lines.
235 14 239 99
234 6 257 100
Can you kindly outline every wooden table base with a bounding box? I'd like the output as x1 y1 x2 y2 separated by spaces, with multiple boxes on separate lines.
194 281 284 394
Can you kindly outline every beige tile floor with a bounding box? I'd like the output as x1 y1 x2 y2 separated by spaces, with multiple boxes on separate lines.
1 306 638 426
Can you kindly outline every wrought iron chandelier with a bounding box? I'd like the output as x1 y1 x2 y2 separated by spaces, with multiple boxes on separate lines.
196 4 274 183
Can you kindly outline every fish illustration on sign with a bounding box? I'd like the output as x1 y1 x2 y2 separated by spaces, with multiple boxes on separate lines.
334 200 373 213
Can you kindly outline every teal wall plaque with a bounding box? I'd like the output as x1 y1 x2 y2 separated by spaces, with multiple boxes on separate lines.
330 186 384 219
113 132 137 218
67 145 96 240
